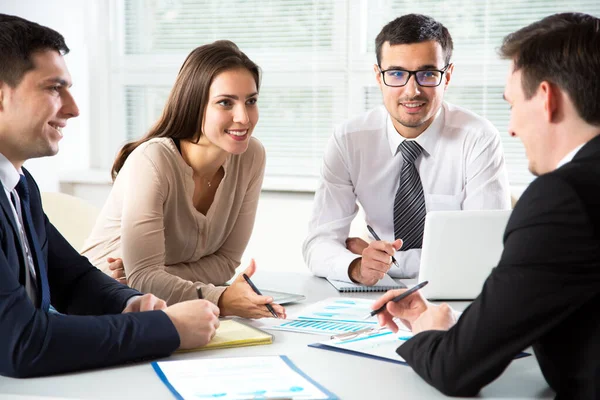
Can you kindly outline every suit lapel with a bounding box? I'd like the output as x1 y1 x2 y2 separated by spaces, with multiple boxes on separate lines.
0 189 19 239
0 189 26 283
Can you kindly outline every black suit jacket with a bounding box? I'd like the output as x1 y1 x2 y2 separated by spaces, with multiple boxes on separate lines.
0 168 180 378
397 135 600 398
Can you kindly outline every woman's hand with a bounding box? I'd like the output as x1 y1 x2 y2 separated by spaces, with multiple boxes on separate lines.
108 257 128 285
218 259 286 319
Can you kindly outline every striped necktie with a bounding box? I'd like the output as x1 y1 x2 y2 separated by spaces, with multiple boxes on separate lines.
15 175 51 312
393 141 426 250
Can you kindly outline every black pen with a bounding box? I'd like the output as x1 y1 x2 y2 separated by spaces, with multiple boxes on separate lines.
367 280 429 318
366 225 400 268
242 274 278 318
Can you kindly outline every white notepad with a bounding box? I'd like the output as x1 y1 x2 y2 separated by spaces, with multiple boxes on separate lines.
326 274 406 292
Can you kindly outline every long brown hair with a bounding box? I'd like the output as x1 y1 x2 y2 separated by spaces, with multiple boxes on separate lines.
111 40 261 180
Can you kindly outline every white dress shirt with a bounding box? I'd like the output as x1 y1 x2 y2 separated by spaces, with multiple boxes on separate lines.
556 143 585 169
303 102 511 282
0 152 140 312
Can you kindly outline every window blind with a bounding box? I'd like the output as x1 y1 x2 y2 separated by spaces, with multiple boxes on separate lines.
121 0 346 190
117 0 600 190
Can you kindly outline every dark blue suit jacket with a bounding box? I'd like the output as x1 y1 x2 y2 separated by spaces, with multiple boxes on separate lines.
397 135 600 398
0 168 179 378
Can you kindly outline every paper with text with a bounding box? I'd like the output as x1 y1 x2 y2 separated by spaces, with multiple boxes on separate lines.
310 328 413 364
153 356 337 400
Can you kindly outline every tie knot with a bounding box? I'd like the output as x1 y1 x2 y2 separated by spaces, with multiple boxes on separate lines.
16 175 30 202
398 140 423 164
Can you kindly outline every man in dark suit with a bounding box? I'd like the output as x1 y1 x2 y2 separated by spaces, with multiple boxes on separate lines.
372 12 600 398
0 14 220 378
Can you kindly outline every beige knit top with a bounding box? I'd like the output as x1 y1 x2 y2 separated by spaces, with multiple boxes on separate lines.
81 137 265 306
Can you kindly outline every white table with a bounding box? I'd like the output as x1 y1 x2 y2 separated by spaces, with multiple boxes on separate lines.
0 272 554 399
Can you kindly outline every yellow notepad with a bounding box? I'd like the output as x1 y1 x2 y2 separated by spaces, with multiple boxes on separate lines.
177 319 273 353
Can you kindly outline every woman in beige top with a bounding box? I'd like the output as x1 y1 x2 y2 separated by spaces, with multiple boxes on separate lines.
81 40 285 319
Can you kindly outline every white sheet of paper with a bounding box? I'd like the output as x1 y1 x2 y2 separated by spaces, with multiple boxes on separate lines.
255 298 381 335
261 318 375 336
153 356 336 400
287 297 379 324
317 328 413 363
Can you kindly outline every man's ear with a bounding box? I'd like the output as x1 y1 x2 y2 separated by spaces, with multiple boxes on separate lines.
0 82 4 111
443 63 454 90
539 81 559 123
374 63 383 89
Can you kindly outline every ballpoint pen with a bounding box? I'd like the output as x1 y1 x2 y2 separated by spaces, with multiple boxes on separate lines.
243 273 279 318
366 280 429 319
366 225 400 268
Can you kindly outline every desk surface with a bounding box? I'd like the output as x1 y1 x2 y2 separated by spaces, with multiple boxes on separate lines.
0 272 554 400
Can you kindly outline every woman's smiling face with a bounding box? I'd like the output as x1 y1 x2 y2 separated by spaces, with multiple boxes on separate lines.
201 67 259 155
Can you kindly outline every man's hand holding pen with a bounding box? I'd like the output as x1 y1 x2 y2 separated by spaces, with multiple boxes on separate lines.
346 237 402 285
371 288 456 334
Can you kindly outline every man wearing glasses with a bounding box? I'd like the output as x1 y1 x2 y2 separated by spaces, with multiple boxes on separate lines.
303 14 511 285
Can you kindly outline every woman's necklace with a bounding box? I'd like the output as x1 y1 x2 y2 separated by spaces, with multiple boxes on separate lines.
200 174 213 188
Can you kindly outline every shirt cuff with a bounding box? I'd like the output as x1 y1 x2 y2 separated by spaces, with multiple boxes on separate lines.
124 294 142 311
328 252 362 283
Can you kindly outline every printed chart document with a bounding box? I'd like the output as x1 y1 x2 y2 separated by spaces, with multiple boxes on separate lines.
309 327 413 365
152 356 338 400
259 298 379 335
309 326 530 365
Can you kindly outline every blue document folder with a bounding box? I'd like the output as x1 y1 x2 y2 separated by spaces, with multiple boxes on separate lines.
309 329 530 365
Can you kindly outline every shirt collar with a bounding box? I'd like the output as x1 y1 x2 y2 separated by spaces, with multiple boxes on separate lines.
386 104 445 157
556 143 586 170
0 152 22 192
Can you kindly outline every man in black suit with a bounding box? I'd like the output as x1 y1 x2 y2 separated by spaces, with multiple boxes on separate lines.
372 12 600 398
0 14 220 378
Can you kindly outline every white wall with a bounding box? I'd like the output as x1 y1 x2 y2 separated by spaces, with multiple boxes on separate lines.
0 0 91 192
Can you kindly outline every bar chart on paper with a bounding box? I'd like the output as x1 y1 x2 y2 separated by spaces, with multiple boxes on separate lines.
260 298 380 335
271 319 376 335
309 329 412 365
152 356 338 399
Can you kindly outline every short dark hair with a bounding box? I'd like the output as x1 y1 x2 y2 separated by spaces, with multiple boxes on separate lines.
500 13 600 126
375 14 453 66
0 14 69 87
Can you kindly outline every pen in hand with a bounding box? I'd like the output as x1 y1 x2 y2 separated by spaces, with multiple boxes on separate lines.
366 280 429 319
242 273 279 318
366 225 400 268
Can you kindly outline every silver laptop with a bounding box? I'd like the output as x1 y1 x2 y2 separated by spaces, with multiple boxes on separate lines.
418 210 512 300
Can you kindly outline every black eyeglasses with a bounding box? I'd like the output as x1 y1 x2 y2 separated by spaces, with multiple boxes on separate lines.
378 64 451 87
